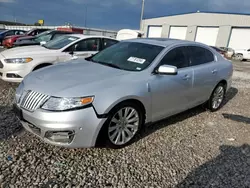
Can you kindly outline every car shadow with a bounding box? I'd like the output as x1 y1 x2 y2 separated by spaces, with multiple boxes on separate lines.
0 105 23 141
133 87 238 146
176 144 250 187
222 113 250 124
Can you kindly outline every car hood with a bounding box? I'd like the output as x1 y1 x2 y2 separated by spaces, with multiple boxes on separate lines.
22 60 131 97
1 45 51 58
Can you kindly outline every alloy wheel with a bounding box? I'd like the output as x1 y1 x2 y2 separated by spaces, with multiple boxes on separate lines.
108 107 139 146
212 86 225 110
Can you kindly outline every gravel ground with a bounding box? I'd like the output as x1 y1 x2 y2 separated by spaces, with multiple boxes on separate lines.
0 61 250 188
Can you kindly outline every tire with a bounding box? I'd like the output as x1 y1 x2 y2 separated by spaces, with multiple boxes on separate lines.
207 83 226 112
97 102 145 149
235 53 243 61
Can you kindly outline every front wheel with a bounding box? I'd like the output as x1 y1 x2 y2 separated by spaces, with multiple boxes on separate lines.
99 102 144 149
207 83 226 112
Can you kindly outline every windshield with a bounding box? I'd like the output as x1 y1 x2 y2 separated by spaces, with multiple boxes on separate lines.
0 30 7 34
34 31 52 42
43 35 79 50
90 42 164 71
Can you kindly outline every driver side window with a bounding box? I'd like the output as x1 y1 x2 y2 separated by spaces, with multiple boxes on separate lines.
159 47 189 69
74 38 101 52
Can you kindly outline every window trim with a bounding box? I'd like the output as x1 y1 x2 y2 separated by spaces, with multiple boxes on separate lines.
63 37 102 52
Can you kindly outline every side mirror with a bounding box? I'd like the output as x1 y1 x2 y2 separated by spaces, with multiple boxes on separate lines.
156 65 177 75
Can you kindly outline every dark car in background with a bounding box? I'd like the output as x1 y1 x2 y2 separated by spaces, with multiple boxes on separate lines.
210 46 227 58
2 28 50 48
13 30 77 47
0 29 26 46
219 47 235 58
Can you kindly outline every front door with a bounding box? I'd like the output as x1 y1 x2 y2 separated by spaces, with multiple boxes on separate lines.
73 38 101 59
150 46 194 122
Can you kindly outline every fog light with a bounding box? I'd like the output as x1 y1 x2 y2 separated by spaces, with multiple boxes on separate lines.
45 131 74 143
6 73 22 78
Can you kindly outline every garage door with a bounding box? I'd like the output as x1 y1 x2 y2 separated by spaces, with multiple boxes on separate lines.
148 26 162 38
228 28 250 50
169 26 187 40
195 27 219 46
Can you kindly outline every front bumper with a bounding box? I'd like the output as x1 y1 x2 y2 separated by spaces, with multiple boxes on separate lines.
0 59 31 82
13 104 107 148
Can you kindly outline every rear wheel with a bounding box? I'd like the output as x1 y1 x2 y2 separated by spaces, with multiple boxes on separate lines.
235 53 243 61
207 83 226 112
97 102 144 149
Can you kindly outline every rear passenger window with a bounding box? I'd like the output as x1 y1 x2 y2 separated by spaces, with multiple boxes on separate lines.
188 46 214 66
103 38 118 49
159 47 189 69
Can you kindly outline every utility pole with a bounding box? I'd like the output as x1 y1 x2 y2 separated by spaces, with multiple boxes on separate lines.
140 0 145 30
84 6 87 27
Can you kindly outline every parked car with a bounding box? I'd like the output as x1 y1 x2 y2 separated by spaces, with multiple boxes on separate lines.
0 34 119 82
116 29 144 40
233 49 250 61
209 46 227 58
0 29 26 46
2 28 50 48
219 47 235 58
13 38 233 148
13 30 75 47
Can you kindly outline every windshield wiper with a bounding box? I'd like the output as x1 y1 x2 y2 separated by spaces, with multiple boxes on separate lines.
91 60 122 69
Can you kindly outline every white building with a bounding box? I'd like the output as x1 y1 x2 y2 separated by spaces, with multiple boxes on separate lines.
141 11 250 50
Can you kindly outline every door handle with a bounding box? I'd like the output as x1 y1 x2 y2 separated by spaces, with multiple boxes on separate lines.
182 74 190 80
212 69 218 74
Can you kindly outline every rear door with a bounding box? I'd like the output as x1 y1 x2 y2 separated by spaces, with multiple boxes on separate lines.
72 38 101 58
187 45 219 106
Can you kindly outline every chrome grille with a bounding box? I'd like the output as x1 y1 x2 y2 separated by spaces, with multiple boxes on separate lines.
20 90 50 112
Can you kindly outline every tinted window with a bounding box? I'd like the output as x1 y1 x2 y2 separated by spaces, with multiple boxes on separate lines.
74 38 101 51
90 42 164 71
188 46 214 66
103 38 118 49
15 30 25 35
159 47 189 69
52 33 66 40
44 35 79 49
5 30 14 36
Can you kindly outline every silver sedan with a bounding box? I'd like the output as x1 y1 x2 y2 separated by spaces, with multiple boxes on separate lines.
13 38 233 148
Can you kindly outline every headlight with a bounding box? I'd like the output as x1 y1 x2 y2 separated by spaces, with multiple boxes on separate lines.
15 81 24 103
41 96 94 111
4 58 33 64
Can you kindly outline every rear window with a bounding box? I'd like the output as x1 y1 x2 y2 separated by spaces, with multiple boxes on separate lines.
188 46 214 66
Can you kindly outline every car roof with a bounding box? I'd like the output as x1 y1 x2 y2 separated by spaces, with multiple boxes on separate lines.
66 34 116 40
125 38 204 47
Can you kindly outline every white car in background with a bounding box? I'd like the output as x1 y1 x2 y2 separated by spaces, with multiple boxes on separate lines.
0 34 119 82
234 48 250 61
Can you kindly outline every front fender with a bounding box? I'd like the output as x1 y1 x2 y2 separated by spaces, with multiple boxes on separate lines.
92 84 152 123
